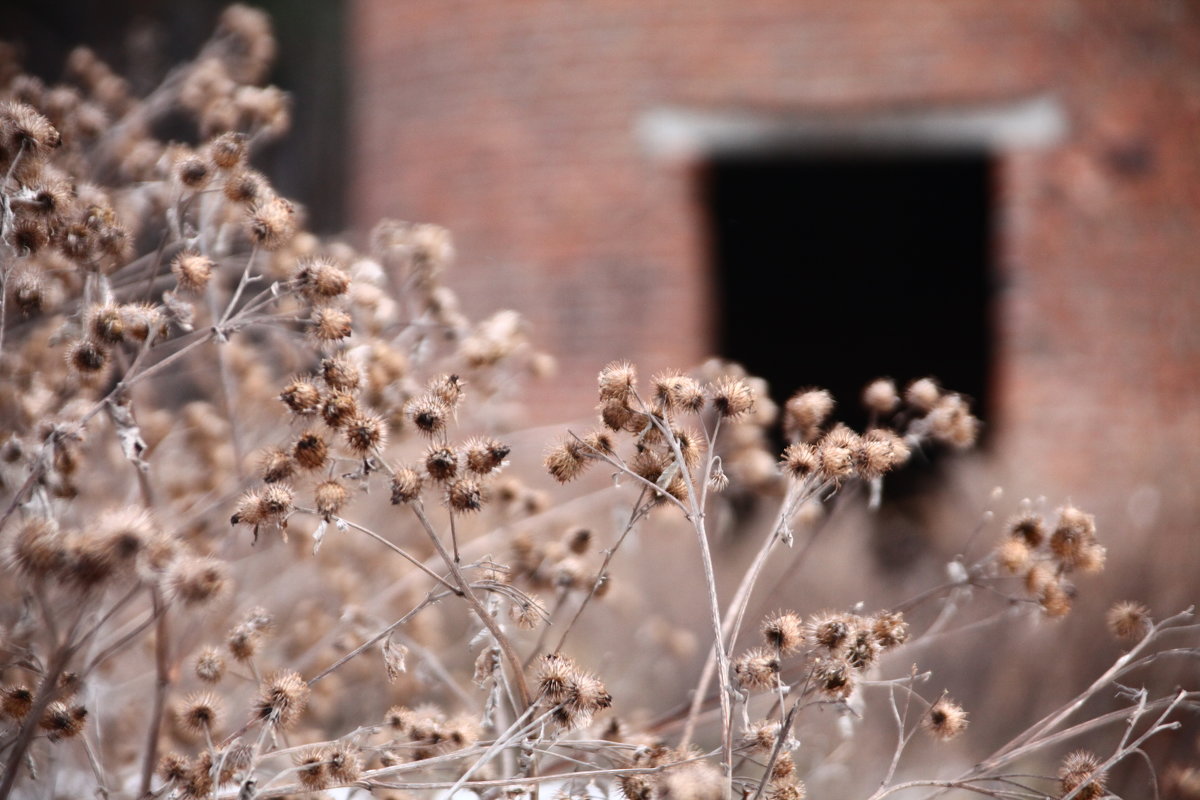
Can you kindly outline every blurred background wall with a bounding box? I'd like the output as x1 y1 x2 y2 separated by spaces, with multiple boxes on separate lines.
346 1 1200 609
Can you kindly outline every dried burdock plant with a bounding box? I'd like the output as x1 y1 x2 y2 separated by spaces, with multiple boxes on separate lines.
0 7 1196 800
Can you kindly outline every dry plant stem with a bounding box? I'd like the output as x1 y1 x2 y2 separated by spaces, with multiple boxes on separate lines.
138 589 171 798
306 589 453 686
980 607 1194 771
644 405 734 783
552 488 650 653
410 500 533 710
680 479 810 750
294 507 459 593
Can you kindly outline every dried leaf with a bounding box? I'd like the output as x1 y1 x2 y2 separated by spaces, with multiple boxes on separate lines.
106 398 149 472
382 633 408 684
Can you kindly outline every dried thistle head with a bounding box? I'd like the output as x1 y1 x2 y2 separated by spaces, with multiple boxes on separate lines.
463 436 510 475
255 669 310 728
545 438 589 483
863 378 899 415
733 647 781 692
292 430 328 470
905 377 941 413
445 477 485 514
407 394 448 437
710 376 755 419
1059 750 1107 799
1106 600 1152 643
166 556 230 606
176 691 222 735
193 646 226 684
390 466 424 504
783 388 834 442
923 695 968 740
245 194 295 250
761 611 805 655
280 376 322 415
598 360 637 403
314 479 349 518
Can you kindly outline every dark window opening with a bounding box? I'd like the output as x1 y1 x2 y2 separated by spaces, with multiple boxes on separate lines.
707 152 994 441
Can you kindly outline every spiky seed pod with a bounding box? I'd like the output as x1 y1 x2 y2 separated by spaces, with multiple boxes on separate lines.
184 752 215 797
174 154 209 189
390 467 424 504
321 356 361 391
429 373 466 408
733 647 781 691
293 257 350 302
280 377 322 415
424 446 458 482
255 670 310 728
863 378 899 415
8 517 67 579
1049 505 1097 570
545 438 588 483
177 691 222 734
1 101 61 152
194 646 226 684
227 625 260 662
673 427 704 469
343 413 386 456
780 442 818 479
742 719 782 753
766 780 807 800
66 338 108 374
408 395 448 436
996 537 1032 574
284 433 324 473
157 752 190 784
321 391 358 429
245 194 295 250
87 305 125 344
259 447 295 483
598 360 637 402
463 437 510 474
565 672 612 715
1107 600 1152 642
120 303 168 343
926 394 981 448
509 598 543 630
40 702 87 741
1 686 33 720
314 479 349 518
223 168 267 204
710 376 755 419
446 478 484 513
808 612 852 651
294 747 330 790
327 745 363 784
871 611 909 650
310 306 352 341
811 657 855 699
65 534 117 588
598 399 636 432
582 430 615 455
1059 750 1107 799
783 389 835 442
207 132 246 169
653 371 704 413
762 612 805 655
844 627 881 670
167 557 230 606
1040 581 1074 618
171 250 215 293
855 436 899 479
537 653 577 702
905 378 941 413
817 440 854 483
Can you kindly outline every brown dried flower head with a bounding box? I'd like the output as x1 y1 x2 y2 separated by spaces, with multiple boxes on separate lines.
1106 600 1152 643
784 388 834 442
390 466 424 504
194 646 226 684
762 611 806 655
171 250 216 294
710 376 756 419
314 479 349 518
255 669 310 728
1059 750 1107 799
292 431 328 470
598 360 637 403
245 194 295 250
923 695 969 741
280 376 322 415
177 691 222 734
463 436 511 474
734 647 781 691
863 378 900 415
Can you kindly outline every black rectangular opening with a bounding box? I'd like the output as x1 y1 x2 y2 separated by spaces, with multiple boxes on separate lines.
707 151 994 437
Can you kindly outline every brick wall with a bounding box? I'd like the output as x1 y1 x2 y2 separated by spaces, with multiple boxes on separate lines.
347 0 1200 567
